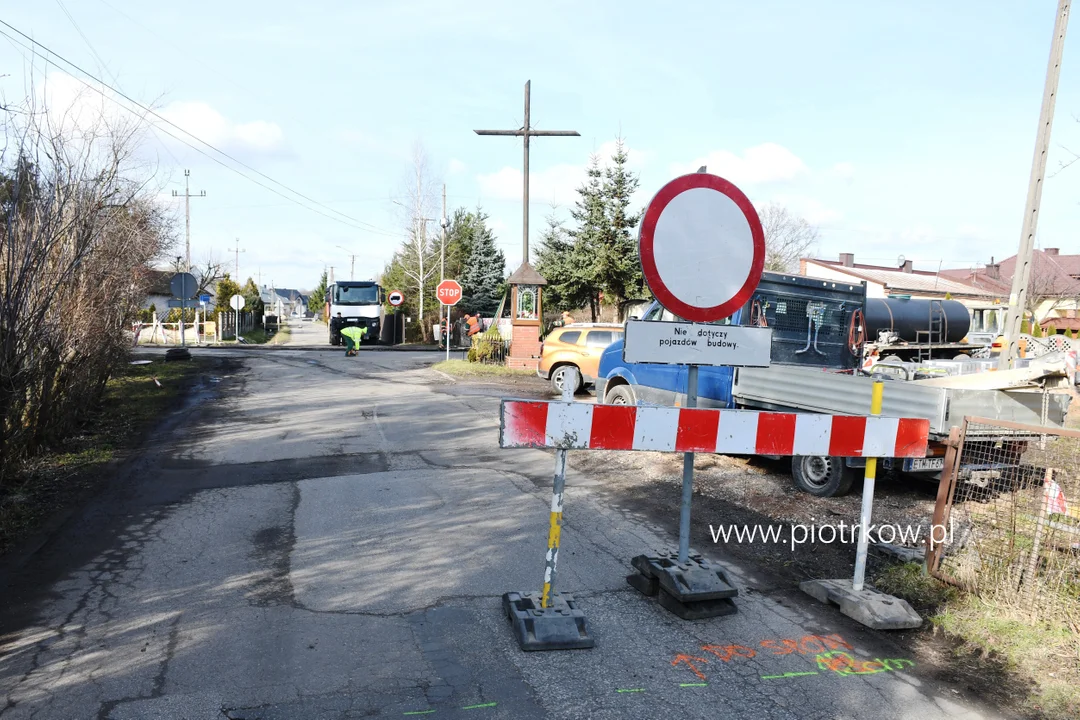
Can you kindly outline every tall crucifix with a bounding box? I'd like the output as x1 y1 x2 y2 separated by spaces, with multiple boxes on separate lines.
474 80 579 264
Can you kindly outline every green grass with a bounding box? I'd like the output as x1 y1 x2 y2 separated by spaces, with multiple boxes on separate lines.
875 563 1080 719
432 359 536 377
240 326 291 345
0 357 207 556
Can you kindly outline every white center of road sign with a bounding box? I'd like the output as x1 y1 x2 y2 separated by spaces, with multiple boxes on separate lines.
230 294 245 311
623 319 772 367
638 173 764 323
653 188 755 309
388 290 404 307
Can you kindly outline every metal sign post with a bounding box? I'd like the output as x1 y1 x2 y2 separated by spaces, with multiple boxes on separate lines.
230 294 245 342
436 280 461 357
622 169 766 619
169 272 198 348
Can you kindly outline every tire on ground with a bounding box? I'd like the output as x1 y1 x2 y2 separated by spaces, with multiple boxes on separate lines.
604 383 636 405
791 455 856 497
550 364 583 395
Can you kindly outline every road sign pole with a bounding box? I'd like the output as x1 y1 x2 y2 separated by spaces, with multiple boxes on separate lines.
445 305 451 362
677 364 699 564
853 380 885 592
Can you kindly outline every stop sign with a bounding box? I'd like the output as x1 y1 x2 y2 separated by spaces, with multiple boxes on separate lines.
436 279 462 306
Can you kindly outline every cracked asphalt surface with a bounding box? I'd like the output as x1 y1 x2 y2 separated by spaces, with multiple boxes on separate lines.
0 333 1009 719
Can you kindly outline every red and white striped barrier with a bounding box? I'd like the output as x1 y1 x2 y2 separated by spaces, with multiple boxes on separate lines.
500 400 930 458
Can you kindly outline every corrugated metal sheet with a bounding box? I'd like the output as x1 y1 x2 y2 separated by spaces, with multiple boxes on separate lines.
732 367 949 435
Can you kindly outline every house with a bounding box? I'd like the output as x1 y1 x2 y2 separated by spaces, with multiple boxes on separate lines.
138 268 174 314
939 248 1080 329
259 286 309 318
800 253 1005 333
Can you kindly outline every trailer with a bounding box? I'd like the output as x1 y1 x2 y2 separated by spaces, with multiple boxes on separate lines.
595 272 1073 497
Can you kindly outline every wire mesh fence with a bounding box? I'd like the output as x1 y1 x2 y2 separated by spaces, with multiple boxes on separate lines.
928 416 1080 626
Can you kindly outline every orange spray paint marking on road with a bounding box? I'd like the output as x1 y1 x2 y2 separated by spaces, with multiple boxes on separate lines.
702 644 756 662
671 654 709 681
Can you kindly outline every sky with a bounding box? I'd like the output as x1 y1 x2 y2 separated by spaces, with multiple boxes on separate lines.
2 1 1080 291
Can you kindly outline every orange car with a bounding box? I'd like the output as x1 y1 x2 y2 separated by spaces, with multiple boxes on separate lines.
537 323 624 394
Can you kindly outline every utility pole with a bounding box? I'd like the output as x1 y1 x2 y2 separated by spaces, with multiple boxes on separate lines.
336 246 359 280
441 183 449 355
475 80 579 265
233 237 245 279
1000 0 1071 370
171 169 205 271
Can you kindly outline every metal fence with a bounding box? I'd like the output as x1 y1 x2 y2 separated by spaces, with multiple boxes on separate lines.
927 416 1080 625
468 330 510 365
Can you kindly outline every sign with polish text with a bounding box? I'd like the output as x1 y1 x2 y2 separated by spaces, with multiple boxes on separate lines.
623 319 771 367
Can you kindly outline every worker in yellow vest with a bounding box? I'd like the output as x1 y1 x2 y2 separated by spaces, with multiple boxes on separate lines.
340 325 367 356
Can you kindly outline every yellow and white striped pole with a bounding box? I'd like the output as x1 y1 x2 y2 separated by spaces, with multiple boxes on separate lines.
853 380 885 592
540 367 577 608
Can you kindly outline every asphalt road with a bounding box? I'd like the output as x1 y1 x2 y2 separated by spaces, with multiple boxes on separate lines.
0 347 1005 719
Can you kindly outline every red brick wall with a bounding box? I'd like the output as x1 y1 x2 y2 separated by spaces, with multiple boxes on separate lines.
507 325 541 370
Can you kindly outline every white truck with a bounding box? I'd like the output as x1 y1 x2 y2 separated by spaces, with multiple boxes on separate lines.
326 280 385 346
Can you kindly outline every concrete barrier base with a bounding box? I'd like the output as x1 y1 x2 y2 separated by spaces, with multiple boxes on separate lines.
799 578 922 630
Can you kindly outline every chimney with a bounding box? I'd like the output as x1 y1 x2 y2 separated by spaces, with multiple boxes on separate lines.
986 263 1000 280
839 253 854 267
902 260 913 273
1045 247 1059 256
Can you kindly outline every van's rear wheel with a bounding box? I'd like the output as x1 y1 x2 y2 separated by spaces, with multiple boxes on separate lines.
791 455 855 497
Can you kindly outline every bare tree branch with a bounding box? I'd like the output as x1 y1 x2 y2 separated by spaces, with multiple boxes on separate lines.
759 203 819 273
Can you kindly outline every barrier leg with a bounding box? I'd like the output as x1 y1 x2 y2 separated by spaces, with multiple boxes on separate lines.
800 380 922 629
502 368 594 651
626 364 738 619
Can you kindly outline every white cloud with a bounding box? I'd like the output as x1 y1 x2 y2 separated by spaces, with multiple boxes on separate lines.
830 162 856 183
477 163 586 206
448 158 468 175
159 101 284 154
477 140 646 207
670 143 808 185
764 195 842 225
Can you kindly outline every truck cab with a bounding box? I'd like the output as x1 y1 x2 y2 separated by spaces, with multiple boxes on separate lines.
327 281 384 346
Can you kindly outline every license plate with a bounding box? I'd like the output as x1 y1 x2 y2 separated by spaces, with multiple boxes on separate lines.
904 457 945 472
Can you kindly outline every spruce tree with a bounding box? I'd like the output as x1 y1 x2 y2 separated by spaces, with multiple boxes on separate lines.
567 154 606 320
458 209 506 315
536 212 594 313
308 271 328 315
599 137 643 306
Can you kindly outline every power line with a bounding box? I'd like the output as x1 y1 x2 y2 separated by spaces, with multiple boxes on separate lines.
0 19 400 237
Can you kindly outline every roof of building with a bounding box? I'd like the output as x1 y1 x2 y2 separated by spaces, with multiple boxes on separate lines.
507 261 548 286
802 258 999 298
1040 317 1080 331
939 249 1080 298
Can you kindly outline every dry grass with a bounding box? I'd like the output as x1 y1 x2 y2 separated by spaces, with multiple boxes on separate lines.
433 360 535 378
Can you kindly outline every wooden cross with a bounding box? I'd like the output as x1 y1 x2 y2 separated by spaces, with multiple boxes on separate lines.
474 80 579 265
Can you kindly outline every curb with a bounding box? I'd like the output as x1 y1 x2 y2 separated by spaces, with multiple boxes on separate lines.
431 369 458 384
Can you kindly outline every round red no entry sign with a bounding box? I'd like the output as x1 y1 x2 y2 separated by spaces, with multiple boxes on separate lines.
638 173 765 323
